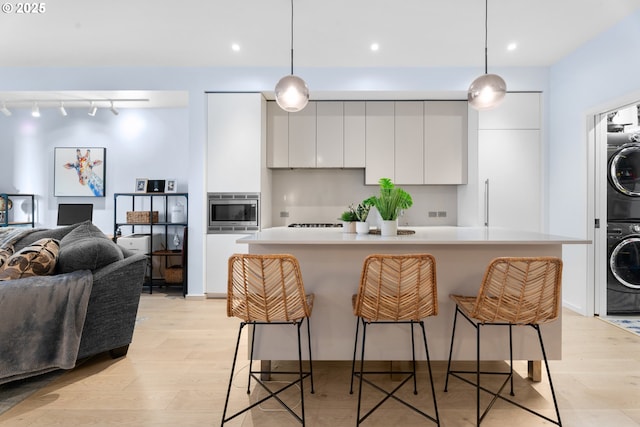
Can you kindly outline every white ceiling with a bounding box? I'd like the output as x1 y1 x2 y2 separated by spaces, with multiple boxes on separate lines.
1 0 639 107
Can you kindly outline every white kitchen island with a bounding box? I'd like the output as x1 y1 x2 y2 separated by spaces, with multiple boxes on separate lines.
237 226 589 368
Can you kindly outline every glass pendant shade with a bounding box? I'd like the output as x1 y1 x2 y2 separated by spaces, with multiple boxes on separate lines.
275 74 309 112
468 73 507 111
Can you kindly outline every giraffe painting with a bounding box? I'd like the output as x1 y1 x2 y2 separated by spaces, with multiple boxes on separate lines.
54 147 106 197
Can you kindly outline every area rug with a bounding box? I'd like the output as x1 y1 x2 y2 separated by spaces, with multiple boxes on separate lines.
0 369 65 416
600 317 640 337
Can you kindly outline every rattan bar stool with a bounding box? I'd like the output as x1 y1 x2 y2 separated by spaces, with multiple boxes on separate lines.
444 256 563 426
221 254 315 426
349 253 440 426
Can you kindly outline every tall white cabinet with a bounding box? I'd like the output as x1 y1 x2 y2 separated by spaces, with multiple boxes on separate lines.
459 92 543 232
206 93 269 296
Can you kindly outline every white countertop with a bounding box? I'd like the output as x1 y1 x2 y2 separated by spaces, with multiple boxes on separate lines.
237 226 590 245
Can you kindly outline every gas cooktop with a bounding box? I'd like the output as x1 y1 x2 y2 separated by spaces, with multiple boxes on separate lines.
288 223 343 228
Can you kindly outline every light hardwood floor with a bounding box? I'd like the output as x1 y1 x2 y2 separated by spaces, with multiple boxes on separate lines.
1 289 640 427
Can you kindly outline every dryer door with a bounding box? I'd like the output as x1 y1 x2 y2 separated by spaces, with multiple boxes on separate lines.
609 143 640 197
610 236 640 289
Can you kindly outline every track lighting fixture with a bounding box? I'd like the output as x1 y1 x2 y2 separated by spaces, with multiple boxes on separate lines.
59 102 68 117
0 102 11 117
274 0 309 112
109 101 119 116
468 0 506 111
88 102 97 116
31 103 40 118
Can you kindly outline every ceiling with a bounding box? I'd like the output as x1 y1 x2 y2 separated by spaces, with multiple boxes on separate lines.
0 1 639 108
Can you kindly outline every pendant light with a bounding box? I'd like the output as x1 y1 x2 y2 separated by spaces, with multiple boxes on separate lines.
468 0 506 111
274 0 309 112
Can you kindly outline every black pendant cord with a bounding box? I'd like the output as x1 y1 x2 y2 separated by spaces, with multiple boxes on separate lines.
484 0 488 75
290 0 294 76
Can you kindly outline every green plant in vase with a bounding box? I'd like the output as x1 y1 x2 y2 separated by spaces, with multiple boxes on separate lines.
339 204 358 233
354 200 373 234
366 177 413 235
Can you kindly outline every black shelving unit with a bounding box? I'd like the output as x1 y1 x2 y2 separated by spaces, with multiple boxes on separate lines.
0 193 35 228
113 192 188 296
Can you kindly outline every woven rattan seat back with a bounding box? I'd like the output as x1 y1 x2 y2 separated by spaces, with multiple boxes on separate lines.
470 256 562 325
354 253 438 322
227 253 312 322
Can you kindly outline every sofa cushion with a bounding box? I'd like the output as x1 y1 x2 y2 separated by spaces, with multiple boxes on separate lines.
13 222 84 252
0 245 14 269
57 222 124 273
0 238 60 281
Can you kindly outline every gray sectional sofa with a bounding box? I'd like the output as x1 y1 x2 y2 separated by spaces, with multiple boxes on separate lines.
0 221 147 384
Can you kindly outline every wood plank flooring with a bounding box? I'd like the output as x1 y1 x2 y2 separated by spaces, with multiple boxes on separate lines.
1 289 639 426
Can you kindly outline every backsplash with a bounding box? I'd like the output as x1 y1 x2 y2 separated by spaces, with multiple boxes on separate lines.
270 169 458 227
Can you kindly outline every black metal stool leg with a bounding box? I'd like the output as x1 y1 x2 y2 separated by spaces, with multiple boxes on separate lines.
356 320 368 426
444 306 460 392
410 321 418 395
420 321 440 426
221 322 246 426
350 317 360 394
247 322 257 393
509 324 514 396
536 325 563 426
476 323 481 427
306 317 314 394
296 320 306 427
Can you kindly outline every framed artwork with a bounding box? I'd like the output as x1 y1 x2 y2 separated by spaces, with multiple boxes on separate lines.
54 147 106 197
135 178 148 193
166 179 177 193
146 179 165 193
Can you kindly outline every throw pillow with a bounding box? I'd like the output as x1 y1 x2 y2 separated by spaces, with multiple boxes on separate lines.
0 238 60 281
0 245 14 269
57 222 124 273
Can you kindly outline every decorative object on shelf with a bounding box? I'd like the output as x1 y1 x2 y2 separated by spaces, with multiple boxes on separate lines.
274 0 309 112
166 178 177 193
146 179 165 193
0 197 12 212
170 201 185 224
467 0 506 111
365 177 413 236
340 205 357 233
135 178 147 193
126 211 159 224
54 147 105 197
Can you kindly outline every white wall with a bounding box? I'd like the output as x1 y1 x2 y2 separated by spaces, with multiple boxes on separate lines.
548 9 640 314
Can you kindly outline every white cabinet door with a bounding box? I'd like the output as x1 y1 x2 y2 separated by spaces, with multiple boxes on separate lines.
394 101 424 184
206 234 249 296
317 102 344 168
365 101 395 184
267 102 289 168
344 101 366 168
424 101 468 184
207 93 263 192
289 102 317 168
478 129 541 232
479 92 541 130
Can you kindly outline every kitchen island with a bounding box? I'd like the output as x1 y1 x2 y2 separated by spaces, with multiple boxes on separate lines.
237 226 589 370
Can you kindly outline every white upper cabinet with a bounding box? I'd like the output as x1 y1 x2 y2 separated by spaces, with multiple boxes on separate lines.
316 102 344 168
289 102 317 168
395 101 424 185
344 101 366 168
424 101 468 185
478 92 541 130
365 101 395 184
266 102 289 168
207 93 264 192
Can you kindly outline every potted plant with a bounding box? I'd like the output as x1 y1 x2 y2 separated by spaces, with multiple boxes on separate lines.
366 177 413 236
355 200 372 234
339 205 358 233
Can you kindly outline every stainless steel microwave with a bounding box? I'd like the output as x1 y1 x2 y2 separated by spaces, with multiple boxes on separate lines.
207 192 259 233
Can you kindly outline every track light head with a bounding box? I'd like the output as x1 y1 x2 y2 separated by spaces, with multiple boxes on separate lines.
0 102 11 117
109 101 119 116
31 103 40 118
88 102 97 116
59 102 68 117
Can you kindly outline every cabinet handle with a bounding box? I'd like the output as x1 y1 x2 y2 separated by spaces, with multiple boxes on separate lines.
484 179 489 227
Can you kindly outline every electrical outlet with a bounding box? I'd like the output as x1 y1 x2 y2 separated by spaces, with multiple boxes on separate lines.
437 211 447 217
280 211 289 218
428 211 437 218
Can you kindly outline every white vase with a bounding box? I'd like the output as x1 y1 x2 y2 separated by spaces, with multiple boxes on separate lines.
342 221 356 233
356 221 369 235
381 219 398 236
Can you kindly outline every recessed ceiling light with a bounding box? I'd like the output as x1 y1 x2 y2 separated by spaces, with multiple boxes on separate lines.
231 43 240 52
507 42 518 51
370 43 380 52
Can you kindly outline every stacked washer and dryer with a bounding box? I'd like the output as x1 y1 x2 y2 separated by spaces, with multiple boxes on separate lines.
607 131 640 314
